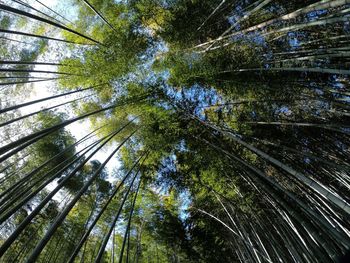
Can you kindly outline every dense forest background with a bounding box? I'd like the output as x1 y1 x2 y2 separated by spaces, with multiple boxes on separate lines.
0 0 350 262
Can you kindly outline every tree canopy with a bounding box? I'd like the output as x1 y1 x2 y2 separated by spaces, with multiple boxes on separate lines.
0 0 350 262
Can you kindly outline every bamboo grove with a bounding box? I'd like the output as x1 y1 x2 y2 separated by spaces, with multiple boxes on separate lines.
0 0 349 262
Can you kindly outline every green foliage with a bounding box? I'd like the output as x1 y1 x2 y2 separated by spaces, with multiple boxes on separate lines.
1 1 350 262
28 111 75 172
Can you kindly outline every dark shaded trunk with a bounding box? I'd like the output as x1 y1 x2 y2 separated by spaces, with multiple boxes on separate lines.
0 3 101 45
26 130 137 262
